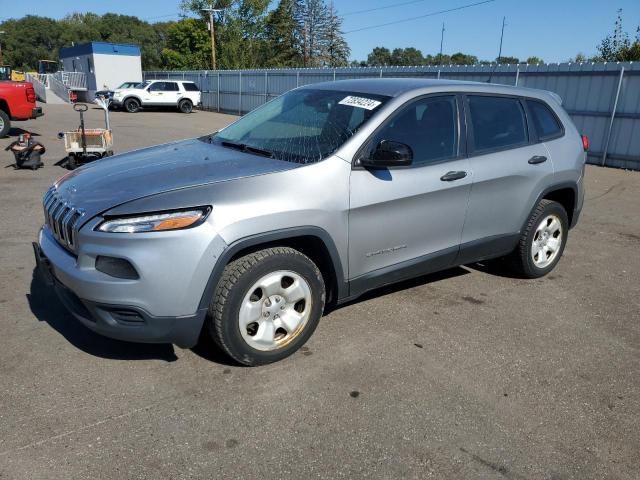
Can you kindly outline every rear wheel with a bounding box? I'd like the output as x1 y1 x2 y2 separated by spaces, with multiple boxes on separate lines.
508 199 568 278
124 98 140 113
207 247 325 366
178 99 193 114
0 109 10 137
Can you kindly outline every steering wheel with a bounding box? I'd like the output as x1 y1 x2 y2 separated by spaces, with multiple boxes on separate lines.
73 103 89 112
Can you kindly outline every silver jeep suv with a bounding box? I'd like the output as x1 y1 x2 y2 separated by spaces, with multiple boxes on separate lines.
34 79 586 365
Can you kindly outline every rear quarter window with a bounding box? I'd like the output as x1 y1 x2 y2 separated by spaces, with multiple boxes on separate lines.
183 83 200 92
467 95 528 153
527 99 563 140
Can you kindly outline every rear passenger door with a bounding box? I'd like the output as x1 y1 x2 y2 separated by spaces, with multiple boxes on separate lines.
349 95 472 284
458 94 553 262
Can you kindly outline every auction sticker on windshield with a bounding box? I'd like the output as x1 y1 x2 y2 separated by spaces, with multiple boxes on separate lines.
339 96 382 110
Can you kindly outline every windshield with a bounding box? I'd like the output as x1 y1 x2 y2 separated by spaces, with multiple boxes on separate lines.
213 88 390 164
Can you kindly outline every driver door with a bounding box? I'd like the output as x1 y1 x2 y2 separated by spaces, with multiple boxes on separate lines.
348 95 472 290
144 82 169 105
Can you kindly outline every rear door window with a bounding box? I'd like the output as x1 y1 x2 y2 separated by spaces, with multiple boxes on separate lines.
183 83 200 91
527 99 563 140
467 95 528 153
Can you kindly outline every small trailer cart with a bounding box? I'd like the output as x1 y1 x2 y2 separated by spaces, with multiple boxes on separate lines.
60 102 113 169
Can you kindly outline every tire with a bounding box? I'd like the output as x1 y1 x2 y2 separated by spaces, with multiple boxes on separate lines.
207 247 326 366
0 109 10 138
124 98 140 113
178 99 193 114
67 154 77 170
508 199 569 278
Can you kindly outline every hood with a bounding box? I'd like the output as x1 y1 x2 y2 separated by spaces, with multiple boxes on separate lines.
52 138 300 220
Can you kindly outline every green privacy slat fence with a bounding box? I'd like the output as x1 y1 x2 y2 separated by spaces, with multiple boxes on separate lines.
145 63 640 170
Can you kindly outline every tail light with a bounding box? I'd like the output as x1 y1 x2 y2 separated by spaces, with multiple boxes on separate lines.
581 135 589 152
26 86 36 103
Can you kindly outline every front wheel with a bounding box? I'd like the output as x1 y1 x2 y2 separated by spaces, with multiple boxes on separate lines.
508 199 568 278
124 98 140 113
207 247 326 366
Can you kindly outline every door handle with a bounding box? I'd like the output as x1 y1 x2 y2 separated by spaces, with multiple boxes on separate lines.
528 155 547 164
440 171 467 182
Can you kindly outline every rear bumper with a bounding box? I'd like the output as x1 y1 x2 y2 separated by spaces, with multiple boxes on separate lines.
10 105 43 121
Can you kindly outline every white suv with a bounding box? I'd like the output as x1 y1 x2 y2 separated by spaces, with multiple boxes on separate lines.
112 80 202 114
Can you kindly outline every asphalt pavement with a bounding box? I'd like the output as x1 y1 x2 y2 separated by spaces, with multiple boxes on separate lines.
1 104 639 479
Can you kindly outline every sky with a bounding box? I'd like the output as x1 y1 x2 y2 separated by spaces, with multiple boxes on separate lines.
2 0 640 62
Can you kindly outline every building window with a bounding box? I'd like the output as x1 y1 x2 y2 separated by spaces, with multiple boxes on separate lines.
87 58 94 73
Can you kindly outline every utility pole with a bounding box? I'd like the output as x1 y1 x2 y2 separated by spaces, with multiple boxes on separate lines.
497 16 506 62
438 22 445 64
0 31 5 65
202 3 223 70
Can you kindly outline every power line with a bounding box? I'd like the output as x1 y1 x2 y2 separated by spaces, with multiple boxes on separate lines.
342 0 434 17
343 0 496 34
141 12 183 21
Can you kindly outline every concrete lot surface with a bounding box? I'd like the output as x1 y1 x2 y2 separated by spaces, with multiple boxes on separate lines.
1 104 639 479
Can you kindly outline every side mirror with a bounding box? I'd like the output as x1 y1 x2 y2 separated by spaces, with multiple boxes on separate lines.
360 140 413 168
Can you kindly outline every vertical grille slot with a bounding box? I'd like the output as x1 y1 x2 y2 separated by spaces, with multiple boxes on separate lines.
42 187 84 253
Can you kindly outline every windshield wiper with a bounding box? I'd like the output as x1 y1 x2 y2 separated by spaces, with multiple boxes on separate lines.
220 140 274 159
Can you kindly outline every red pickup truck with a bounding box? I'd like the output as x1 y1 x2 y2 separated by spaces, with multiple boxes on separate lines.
0 81 44 137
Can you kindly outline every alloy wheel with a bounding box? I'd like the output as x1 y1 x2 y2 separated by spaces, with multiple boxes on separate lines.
238 270 312 351
531 214 563 268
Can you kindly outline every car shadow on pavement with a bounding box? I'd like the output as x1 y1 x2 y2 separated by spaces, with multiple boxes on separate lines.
26 268 178 362
465 258 523 279
334 266 471 309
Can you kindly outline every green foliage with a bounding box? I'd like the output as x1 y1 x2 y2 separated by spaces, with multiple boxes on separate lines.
0 0 348 71
323 1 350 67
496 56 519 64
391 47 423 66
367 47 392 66
364 47 478 66
161 18 211 70
0 13 172 70
525 56 543 64
596 9 640 62
264 0 302 67
449 52 478 65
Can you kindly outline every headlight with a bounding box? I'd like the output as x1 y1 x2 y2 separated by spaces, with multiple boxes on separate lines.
97 208 210 233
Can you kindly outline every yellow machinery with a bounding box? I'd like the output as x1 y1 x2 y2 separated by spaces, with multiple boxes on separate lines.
0 61 59 82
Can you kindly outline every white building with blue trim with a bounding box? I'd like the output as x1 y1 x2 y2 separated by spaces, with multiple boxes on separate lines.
59 42 143 99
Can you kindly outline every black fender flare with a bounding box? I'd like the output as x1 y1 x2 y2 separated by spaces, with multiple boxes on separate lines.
197 226 348 311
522 181 579 232
122 95 142 106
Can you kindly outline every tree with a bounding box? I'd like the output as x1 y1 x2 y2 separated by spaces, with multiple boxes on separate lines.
450 52 478 65
496 55 519 64
295 0 330 67
596 9 640 61
525 56 543 64
567 53 587 63
263 0 302 67
161 18 211 70
367 47 392 66
180 0 270 69
391 47 424 65
0 16 65 70
322 1 349 67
